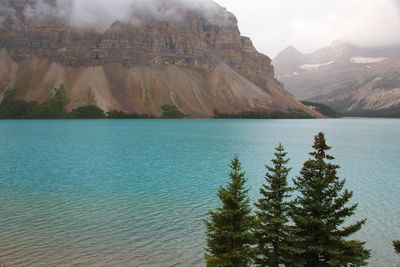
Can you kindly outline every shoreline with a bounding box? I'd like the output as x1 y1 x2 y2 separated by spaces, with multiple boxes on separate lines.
342 116 399 119
0 118 315 121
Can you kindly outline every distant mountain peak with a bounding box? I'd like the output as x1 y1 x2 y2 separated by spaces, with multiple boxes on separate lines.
284 45 300 52
275 45 303 59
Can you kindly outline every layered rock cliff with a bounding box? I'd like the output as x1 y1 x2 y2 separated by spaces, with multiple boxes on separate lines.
0 0 320 118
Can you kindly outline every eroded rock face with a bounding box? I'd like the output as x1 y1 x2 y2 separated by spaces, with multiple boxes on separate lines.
0 0 319 117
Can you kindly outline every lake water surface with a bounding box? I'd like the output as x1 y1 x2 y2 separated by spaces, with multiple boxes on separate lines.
0 119 399 266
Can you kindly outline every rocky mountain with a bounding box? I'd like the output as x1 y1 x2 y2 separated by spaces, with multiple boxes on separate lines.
273 41 400 117
0 0 319 118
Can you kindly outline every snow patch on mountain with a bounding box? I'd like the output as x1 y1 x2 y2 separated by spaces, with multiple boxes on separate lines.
298 60 334 70
351 57 388 64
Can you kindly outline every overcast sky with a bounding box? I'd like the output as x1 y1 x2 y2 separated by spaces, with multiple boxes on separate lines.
3 0 400 58
214 0 400 58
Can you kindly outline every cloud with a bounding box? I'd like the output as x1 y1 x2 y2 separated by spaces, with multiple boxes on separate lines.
336 0 400 47
0 1 17 26
2 0 399 56
2 0 228 32
215 0 400 56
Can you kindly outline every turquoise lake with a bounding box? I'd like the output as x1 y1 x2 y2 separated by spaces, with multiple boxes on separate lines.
0 119 399 266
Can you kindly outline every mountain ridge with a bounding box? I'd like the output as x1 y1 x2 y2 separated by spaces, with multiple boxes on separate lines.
273 41 400 117
0 0 320 118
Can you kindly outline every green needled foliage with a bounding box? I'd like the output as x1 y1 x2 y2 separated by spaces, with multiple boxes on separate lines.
291 132 370 266
161 105 186 118
394 240 400 254
204 155 255 267
36 84 69 118
254 144 303 267
0 84 69 119
71 105 106 119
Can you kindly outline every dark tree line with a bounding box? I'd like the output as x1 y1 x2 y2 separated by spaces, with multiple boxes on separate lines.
213 108 315 119
0 87 184 119
0 85 105 119
205 132 372 267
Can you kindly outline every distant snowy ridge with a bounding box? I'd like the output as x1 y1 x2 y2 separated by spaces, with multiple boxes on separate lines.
351 57 388 64
298 61 334 70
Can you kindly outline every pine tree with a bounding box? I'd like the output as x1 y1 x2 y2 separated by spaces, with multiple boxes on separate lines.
254 144 303 267
291 132 370 266
204 154 255 267
394 240 400 254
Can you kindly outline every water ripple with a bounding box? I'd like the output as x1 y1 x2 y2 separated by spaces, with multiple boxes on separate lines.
0 119 399 266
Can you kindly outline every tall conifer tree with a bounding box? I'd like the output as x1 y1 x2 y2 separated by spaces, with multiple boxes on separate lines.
394 240 400 254
254 144 303 267
204 155 255 267
291 132 370 266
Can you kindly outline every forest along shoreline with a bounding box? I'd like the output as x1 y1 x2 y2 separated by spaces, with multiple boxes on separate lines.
0 85 318 120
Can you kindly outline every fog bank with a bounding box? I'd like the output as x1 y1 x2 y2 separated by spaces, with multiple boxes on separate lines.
1 0 399 56
216 0 400 56
0 0 226 31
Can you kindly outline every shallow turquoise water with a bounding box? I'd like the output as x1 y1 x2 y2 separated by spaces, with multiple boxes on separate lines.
0 119 399 266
